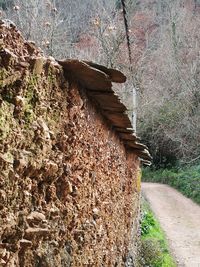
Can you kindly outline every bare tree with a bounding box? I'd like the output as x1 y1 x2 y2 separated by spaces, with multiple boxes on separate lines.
1 0 200 164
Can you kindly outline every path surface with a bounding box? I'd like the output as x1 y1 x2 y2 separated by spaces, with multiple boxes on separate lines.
142 183 200 267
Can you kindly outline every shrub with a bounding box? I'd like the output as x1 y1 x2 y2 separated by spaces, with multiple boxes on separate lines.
142 165 200 204
140 238 163 267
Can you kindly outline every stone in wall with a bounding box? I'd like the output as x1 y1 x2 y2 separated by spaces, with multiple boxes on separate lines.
0 21 141 267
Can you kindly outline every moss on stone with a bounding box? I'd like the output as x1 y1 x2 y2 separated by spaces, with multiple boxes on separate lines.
2 86 15 104
23 75 40 124
47 110 61 128
0 68 9 89
25 75 39 106
47 67 57 87
0 101 14 140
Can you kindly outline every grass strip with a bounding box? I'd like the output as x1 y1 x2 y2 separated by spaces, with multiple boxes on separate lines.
139 198 177 267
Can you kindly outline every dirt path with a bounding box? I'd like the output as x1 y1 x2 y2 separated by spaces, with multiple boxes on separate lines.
142 183 200 267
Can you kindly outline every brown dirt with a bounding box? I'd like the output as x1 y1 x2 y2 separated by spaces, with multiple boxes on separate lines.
142 182 200 267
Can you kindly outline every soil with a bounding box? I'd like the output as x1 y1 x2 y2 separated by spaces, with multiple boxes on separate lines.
142 182 200 267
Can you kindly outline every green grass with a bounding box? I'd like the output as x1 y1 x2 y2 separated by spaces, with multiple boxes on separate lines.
140 199 177 267
142 165 200 204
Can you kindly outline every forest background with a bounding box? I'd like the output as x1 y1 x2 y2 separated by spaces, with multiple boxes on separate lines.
1 0 200 169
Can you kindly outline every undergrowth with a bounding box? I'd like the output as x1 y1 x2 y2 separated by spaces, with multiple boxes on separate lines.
139 199 176 267
142 165 200 204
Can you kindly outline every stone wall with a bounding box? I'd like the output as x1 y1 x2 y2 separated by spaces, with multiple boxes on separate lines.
0 21 141 267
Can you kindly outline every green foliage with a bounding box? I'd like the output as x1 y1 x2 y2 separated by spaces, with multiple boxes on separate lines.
141 209 155 236
140 200 176 267
142 165 200 204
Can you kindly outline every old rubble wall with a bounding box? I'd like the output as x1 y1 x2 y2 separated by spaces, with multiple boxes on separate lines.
0 21 141 266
